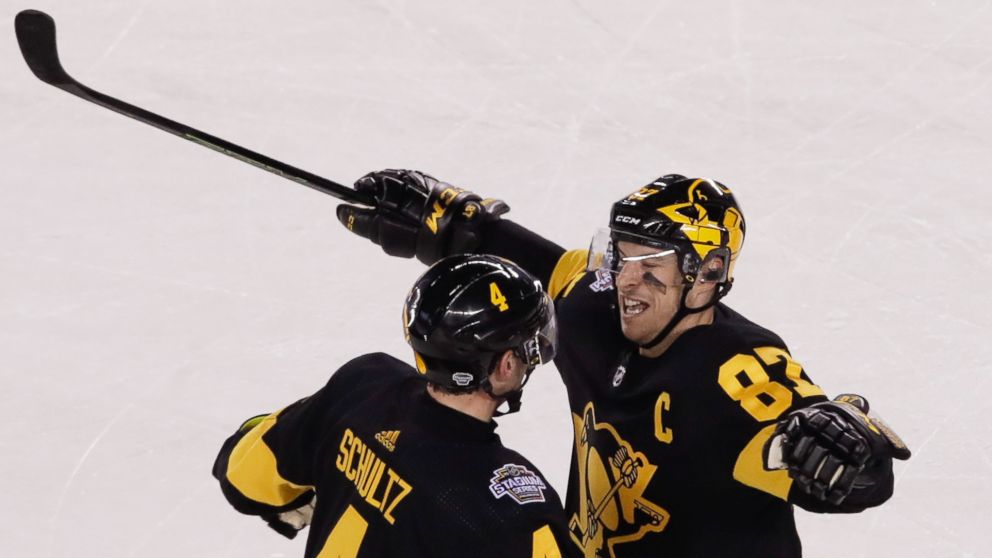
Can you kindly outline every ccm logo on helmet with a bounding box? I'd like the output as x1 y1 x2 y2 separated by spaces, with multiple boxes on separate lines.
614 215 641 225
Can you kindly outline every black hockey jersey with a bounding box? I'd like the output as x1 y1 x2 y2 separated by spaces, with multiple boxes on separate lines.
214 352 573 558
476 222 894 558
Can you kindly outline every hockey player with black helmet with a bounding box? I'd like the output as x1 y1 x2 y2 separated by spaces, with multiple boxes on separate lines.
337 170 911 557
213 254 573 557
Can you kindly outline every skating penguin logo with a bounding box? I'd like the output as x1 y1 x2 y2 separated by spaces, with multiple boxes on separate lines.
568 402 669 557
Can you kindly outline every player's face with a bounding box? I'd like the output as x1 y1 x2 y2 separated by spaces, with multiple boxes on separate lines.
614 241 684 344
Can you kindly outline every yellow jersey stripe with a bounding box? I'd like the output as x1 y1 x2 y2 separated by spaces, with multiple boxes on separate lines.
733 424 793 501
531 524 563 558
227 412 314 506
548 250 589 300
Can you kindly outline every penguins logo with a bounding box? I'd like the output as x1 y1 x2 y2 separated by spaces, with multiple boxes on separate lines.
655 179 743 260
568 402 669 557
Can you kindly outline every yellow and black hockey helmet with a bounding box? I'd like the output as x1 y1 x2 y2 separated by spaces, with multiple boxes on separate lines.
402 254 557 405
608 174 746 285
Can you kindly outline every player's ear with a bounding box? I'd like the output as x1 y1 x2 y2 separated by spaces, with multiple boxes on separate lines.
489 350 517 389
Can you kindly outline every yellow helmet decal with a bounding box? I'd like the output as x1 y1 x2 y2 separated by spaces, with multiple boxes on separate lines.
626 187 659 202
656 179 726 258
723 206 745 277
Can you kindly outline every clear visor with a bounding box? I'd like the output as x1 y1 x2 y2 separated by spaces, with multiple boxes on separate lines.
518 297 558 367
587 228 681 291
586 228 616 272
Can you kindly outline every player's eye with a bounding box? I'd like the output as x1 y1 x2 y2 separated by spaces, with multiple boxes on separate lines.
642 273 665 287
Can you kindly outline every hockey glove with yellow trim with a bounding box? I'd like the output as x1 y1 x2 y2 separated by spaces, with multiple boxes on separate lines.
336 169 509 265
766 394 911 506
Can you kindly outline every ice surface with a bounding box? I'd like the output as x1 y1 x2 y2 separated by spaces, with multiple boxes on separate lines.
2 0 990 556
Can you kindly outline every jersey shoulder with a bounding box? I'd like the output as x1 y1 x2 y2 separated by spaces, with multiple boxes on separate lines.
547 249 619 302
694 307 827 501
484 446 558 498
547 250 623 341
325 352 418 396
419 442 562 517
699 304 827 421
704 303 789 353
428 448 566 552
547 249 589 299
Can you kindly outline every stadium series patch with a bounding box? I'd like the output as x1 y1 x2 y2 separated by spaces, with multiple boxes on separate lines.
590 268 615 292
488 464 547 504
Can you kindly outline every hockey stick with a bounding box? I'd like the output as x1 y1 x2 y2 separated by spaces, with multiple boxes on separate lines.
14 9 376 207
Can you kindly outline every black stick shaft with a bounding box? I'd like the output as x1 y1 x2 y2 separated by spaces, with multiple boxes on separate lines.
14 9 375 207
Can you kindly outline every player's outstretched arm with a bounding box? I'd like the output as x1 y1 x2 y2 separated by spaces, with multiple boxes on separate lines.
336 169 567 284
336 169 509 264
212 410 318 538
212 354 405 538
766 394 911 513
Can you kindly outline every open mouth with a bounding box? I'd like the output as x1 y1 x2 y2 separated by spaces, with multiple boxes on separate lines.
621 296 649 318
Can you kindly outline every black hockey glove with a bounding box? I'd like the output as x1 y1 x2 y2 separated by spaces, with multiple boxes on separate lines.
766 394 911 506
336 169 509 265
260 492 316 539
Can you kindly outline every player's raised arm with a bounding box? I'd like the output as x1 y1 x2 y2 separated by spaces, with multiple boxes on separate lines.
336 169 567 285
211 355 378 538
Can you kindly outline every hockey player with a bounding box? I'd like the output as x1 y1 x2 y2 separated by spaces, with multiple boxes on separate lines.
213 254 574 557
335 170 911 557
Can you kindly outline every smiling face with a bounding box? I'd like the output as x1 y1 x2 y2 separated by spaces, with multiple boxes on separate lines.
614 241 686 345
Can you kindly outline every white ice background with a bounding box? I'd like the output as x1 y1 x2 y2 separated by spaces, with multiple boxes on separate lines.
2 0 990 556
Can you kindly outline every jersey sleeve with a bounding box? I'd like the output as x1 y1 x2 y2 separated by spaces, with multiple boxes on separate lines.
212 353 404 515
476 220 567 288
715 339 899 513
709 339 829 502
212 400 317 515
547 249 590 301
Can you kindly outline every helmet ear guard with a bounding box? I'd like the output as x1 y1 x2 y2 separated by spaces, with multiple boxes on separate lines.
694 248 730 284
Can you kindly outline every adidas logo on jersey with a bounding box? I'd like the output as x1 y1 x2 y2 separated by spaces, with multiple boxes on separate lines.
375 430 400 452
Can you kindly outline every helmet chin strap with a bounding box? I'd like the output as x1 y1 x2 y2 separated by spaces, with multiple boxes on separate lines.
638 281 732 351
481 366 535 417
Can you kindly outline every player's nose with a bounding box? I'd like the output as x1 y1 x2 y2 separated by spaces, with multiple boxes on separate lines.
615 261 642 290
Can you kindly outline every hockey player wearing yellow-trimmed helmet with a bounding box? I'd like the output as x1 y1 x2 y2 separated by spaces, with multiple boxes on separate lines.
593 174 746 353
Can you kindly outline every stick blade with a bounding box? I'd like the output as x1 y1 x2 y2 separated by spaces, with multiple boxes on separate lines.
15 9 72 86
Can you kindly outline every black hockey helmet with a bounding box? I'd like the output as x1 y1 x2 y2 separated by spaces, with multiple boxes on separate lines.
402 254 557 394
595 174 746 285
